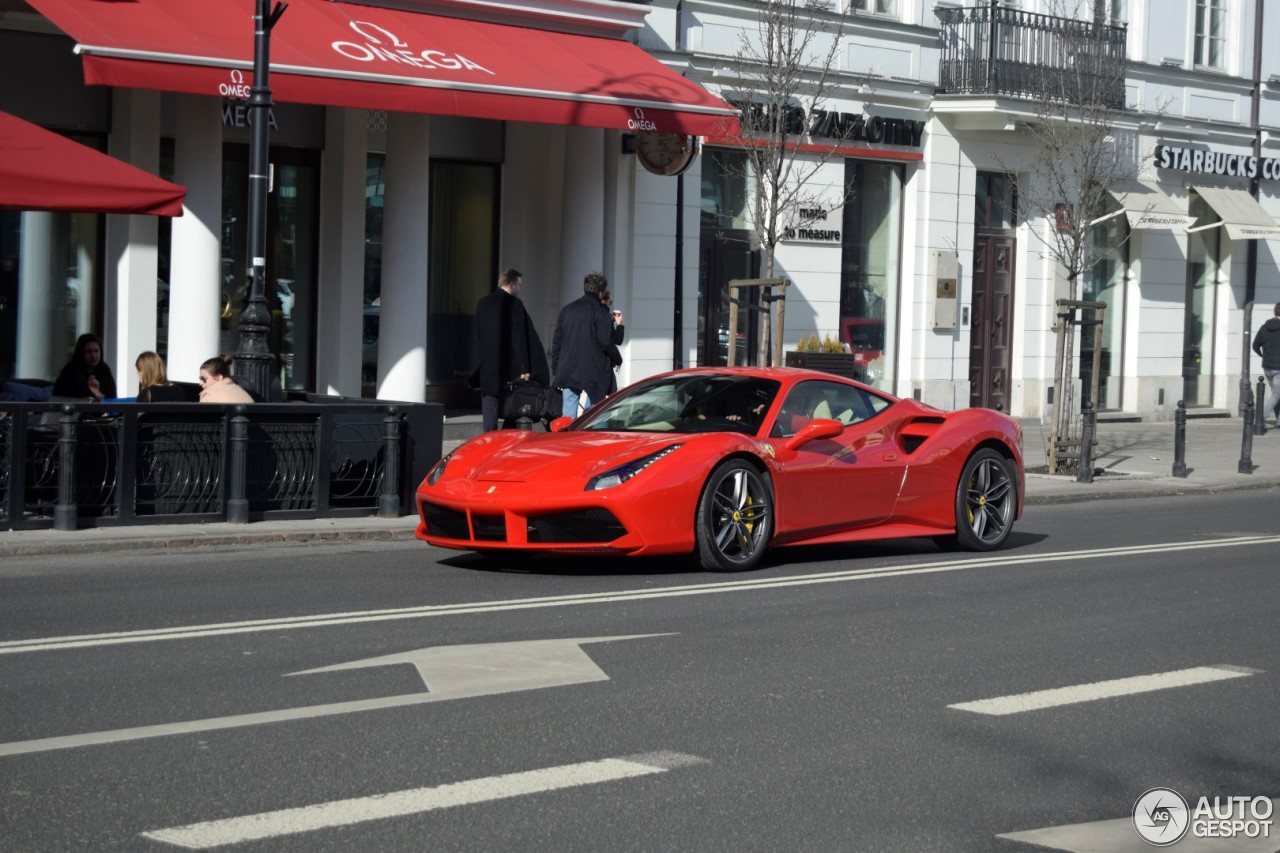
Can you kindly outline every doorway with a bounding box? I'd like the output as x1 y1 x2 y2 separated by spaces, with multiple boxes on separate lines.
970 173 1017 411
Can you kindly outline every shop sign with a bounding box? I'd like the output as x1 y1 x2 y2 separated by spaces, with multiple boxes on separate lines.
222 102 279 130
1155 144 1280 180
331 20 494 75
219 70 279 129
728 99 925 148
782 205 842 242
808 111 924 148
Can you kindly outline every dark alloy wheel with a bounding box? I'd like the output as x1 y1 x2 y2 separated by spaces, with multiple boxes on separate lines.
695 460 773 571
952 448 1017 551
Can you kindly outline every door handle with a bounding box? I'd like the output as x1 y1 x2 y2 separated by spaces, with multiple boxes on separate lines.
882 452 899 461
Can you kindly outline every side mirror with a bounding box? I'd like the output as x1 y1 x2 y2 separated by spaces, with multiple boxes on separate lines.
549 416 573 432
783 418 843 451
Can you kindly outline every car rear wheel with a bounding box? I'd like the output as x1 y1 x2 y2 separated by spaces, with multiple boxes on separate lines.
951 448 1016 551
696 460 773 571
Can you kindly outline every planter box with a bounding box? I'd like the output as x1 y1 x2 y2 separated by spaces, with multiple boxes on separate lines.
784 351 866 382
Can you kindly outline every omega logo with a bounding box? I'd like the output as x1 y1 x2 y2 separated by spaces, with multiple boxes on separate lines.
218 69 251 100
330 20 495 75
627 108 659 132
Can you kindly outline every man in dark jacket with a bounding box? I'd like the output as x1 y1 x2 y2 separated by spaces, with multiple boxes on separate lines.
1253 302 1280 426
474 268 549 431
552 272 615 417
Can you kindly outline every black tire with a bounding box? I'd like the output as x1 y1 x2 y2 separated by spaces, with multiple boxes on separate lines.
951 448 1017 551
695 460 773 571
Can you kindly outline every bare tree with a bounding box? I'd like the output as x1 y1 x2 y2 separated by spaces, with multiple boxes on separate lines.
718 0 851 283
975 0 1165 470
992 0 1154 299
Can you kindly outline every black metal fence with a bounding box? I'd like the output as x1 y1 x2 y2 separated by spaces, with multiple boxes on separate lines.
0 400 442 530
937 5 1127 109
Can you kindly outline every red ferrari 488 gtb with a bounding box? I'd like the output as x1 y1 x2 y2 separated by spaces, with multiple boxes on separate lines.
416 367 1024 571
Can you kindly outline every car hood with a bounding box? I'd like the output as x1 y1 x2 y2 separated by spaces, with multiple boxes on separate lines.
453 430 692 484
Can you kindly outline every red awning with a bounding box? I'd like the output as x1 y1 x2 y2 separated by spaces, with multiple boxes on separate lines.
0 111 186 216
26 0 737 137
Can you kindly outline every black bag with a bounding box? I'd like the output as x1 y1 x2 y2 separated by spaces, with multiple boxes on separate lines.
504 380 554 421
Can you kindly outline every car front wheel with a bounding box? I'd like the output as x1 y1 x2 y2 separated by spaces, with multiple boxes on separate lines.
696 460 773 571
951 448 1017 551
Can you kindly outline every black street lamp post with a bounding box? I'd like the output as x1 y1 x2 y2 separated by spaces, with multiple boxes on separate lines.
235 0 287 400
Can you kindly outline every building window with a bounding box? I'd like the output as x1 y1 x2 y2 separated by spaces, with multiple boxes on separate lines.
220 145 320 391
1183 193 1220 407
1193 0 1226 69
362 155 385 395
840 160 903 389
427 160 500 388
1082 205 1127 410
847 0 896 15
0 131 106 384
701 148 749 231
1093 0 1126 24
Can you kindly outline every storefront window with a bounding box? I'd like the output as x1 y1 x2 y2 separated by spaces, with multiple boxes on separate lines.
0 209 101 383
362 155 385 395
840 160 902 389
1184 194 1219 406
427 160 499 387
698 148 754 366
700 148 750 230
220 145 319 391
156 140 174 364
1082 205 1127 410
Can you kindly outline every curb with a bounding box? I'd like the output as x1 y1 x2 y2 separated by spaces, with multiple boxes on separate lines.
0 525 417 559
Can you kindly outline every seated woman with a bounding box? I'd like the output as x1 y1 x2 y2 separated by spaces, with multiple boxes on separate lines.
53 333 117 400
198 355 254 404
135 351 187 402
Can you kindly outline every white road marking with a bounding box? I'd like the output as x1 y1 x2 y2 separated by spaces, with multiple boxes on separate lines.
142 751 708 849
949 665 1260 716
2 535 1278 656
0 636 666 757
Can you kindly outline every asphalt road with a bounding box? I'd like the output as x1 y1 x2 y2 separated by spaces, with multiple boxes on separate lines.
1 494 1277 852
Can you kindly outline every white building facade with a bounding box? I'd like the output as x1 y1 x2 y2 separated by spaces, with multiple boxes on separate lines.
651 0 1280 423
3 0 1279 427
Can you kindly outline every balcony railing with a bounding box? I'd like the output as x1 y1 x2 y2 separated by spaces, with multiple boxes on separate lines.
937 4 1127 110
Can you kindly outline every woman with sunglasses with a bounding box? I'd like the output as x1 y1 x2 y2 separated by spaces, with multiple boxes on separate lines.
197 354 254 404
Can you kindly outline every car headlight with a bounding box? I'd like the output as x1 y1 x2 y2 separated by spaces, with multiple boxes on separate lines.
586 444 683 491
426 450 454 486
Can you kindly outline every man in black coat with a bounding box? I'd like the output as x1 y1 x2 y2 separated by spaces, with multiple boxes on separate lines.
474 268 549 431
552 272 616 417
1253 301 1280 426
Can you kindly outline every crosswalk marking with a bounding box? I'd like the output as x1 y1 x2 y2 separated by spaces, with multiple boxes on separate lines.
949 665 1260 716
143 751 707 849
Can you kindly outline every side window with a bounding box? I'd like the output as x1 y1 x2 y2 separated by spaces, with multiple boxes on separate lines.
772 380 864 437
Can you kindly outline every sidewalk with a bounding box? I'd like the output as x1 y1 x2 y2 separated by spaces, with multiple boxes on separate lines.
3 417 1279 558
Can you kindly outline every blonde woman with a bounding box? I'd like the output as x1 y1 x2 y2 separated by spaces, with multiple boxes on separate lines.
135 351 187 402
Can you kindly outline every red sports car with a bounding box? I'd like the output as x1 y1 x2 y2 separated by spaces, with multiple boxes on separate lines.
416 368 1024 571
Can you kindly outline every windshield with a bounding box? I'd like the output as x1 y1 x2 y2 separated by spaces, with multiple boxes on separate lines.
575 373 780 435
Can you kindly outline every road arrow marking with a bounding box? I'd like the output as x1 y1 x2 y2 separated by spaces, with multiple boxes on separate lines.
142 751 709 849
949 665 1261 716
288 634 665 697
0 635 670 758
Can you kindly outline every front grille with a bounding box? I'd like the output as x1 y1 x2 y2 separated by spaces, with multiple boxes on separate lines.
421 501 469 540
472 514 506 542
527 509 626 543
